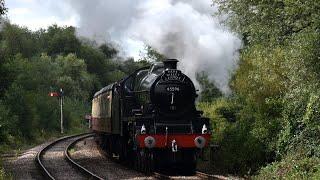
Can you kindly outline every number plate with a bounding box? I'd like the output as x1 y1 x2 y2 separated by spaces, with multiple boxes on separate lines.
166 86 180 92
162 70 185 82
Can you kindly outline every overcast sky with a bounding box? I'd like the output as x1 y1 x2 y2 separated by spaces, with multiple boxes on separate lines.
6 0 78 30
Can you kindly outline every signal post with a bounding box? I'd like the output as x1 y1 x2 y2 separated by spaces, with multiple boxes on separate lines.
49 88 64 134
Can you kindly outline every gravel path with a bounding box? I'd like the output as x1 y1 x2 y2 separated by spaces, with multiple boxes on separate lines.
2 143 49 180
70 137 154 180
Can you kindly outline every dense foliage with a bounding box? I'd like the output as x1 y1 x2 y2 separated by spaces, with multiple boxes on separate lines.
0 20 150 151
199 0 320 178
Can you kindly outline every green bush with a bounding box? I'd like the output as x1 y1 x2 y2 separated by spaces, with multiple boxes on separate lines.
0 157 11 180
198 99 238 142
0 166 9 180
256 156 320 180
199 98 273 174
63 97 90 134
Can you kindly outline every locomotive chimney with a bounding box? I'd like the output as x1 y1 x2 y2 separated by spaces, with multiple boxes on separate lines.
163 59 179 69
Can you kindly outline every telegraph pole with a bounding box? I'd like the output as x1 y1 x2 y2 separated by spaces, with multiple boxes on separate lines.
60 88 64 134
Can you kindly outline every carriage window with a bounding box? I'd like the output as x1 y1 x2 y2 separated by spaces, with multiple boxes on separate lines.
103 92 111 118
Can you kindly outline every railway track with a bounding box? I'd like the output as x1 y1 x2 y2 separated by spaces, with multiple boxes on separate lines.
153 171 228 179
36 133 104 180
36 133 230 180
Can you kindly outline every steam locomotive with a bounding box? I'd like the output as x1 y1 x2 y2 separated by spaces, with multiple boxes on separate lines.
90 59 211 173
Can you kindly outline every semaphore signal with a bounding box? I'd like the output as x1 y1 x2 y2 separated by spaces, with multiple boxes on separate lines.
48 88 64 134
49 92 59 97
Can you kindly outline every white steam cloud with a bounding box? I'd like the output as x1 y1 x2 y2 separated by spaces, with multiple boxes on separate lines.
65 0 241 93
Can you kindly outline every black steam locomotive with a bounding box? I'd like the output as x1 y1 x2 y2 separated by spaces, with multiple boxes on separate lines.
90 59 211 173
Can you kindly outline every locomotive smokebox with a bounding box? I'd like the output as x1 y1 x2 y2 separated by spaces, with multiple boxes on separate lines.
163 59 179 69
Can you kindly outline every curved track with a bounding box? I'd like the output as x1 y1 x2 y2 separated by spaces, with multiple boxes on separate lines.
36 133 103 180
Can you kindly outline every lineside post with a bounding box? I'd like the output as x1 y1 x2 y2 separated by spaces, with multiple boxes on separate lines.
60 88 64 134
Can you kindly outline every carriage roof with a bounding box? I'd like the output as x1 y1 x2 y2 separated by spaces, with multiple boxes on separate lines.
93 83 115 97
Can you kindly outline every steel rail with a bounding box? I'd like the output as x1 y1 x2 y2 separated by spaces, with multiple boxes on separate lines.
64 134 104 180
153 172 172 179
153 171 227 180
196 171 229 180
36 133 103 180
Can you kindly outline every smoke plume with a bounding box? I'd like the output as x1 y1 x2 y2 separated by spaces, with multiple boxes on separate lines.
65 0 241 93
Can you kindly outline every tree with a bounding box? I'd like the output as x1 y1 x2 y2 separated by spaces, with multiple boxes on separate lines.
196 72 222 102
140 46 166 62
0 0 7 16
1 23 40 58
213 0 320 176
120 58 150 75
40 25 81 55
55 54 95 100
99 43 118 59
216 0 320 45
